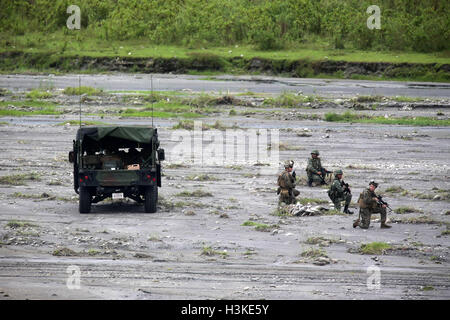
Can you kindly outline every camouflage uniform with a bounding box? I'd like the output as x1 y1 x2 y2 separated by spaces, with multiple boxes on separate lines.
329 177 352 211
278 166 299 205
306 151 327 186
357 188 387 229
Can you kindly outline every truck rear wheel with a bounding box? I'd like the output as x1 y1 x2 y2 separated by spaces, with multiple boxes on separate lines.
144 186 158 213
79 187 91 214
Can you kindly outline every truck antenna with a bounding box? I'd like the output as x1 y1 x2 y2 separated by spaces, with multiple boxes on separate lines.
79 76 82 129
151 74 154 128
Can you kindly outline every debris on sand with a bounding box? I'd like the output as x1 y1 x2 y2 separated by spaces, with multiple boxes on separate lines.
295 248 337 266
284 203 330 216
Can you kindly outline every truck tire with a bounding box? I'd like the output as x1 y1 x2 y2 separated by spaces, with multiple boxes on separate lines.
79 187 91 214
144 186 158 213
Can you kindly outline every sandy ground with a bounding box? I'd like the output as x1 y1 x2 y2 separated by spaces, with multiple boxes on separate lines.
0 88 449 300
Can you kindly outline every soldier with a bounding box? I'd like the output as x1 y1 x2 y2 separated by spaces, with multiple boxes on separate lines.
277 160 300 205
328 169 353 214
306 150 330 187
354 181 392 229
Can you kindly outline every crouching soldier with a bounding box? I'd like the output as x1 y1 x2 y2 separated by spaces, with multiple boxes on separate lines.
328 169 353 214
277 160 300 205
306 150 330 187
354 181 392 229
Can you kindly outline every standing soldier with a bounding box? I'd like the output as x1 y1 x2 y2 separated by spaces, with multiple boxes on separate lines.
354 181 392 229
328 169 353 214
306 150 330 187
277 160 300 205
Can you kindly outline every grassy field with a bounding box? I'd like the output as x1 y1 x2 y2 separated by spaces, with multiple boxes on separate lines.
3 33 450 64
325 112 450 126
1 32 449 83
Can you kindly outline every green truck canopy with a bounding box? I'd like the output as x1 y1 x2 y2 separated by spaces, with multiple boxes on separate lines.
76 126 157 144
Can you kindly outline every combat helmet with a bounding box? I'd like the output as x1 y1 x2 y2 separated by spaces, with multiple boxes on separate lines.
311 150 320 155
284 160 294 168
334 169 343 175
369 180 379 187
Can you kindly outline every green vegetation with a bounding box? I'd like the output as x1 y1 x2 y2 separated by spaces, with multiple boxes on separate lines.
119 109 201 119
263 92 320 108
15 230 40 237
385 186 407 194
359 242 392 255
6 220 37 229
272 206 291 217
171 119 198 130
299 198 329 205
57 120 109 126
11 192 51 200
422 286 434 291
300 248 328 259
176 190 213 197
396 216 442 225
243 249 257 256
10 192 74 202
1 1 448 81
52 247 78 256
171 119 240 130
2 1 448 53
241 220 278 232
325 112 450 126
391 96 425 103
394 206 423 214
0 88 11 96
148 234 161 242
63 86 103 96
0 100 62 117
0 100 57 108
353 95 384 103
305 237 338 247
201 246 228 258
87 249 101 256
0 172 41 185
26 89 52 99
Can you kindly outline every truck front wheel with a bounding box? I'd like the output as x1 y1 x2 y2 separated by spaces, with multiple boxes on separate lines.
79 187 91 214
144 186 158 213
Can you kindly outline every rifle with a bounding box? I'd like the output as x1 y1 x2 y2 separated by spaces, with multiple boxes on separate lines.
342 180 351 195
292 170 296 180
315 168 331 185
376 195 393 212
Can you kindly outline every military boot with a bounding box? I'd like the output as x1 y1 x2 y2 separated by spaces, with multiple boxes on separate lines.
353 219 360 228
343 205 353 215
380 222 392 229
307 178 313 187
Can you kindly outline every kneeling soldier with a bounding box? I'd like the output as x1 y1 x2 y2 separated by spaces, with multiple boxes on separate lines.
277 160 300 205
306 150 330 187
354 181 392 229
328 169 353 214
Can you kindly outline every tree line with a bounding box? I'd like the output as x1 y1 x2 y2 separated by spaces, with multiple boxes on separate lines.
1 0 448 52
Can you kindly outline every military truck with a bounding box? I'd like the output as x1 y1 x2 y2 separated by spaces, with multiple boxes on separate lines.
69 126 165 213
